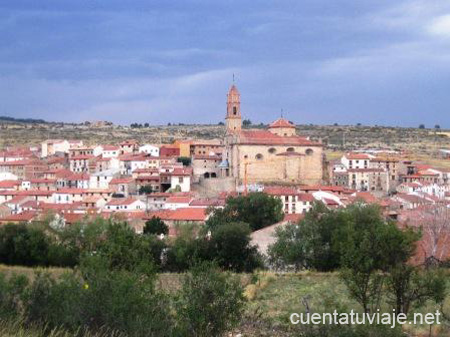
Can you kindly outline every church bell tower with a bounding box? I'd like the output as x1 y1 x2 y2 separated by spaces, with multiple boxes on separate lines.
225 84 241 134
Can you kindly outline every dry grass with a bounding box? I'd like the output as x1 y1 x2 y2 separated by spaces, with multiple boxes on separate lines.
1 266 449 336
0 265 70 280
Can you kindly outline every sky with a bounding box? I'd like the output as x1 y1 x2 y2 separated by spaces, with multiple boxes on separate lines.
1 0 450 127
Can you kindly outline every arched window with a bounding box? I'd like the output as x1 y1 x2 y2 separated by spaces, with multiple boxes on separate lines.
233 106 237 115
306 148 313 156
286 147 295 152
244 155 248 159
255 153 263 160
268 147 276 154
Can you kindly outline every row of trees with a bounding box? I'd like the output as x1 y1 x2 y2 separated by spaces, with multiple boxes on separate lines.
0 193 285 336
269 203 447 315
0 193 283 272
0 257 245 337
0 218 262 273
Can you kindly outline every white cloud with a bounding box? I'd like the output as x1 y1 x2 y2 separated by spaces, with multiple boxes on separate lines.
427 14 450 37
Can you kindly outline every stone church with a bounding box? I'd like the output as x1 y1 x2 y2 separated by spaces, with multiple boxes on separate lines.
221 84 324 186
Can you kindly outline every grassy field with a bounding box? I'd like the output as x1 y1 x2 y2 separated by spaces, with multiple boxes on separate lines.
1 265 449 336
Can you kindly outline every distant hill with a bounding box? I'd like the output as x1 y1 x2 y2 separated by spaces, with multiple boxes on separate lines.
0 116 48 124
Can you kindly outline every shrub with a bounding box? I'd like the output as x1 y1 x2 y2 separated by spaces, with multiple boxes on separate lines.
0 224 51 266
210 222 262 272
144 216 169 236
0 273 28 319
175 262 245 337
22 259 172 336
207 192 283 231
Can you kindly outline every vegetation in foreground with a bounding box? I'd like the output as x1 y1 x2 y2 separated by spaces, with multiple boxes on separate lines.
0 200 449 336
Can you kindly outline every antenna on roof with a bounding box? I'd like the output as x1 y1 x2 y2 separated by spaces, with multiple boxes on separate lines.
232 73 235 84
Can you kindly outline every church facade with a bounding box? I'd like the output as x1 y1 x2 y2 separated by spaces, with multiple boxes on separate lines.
222 84 324 186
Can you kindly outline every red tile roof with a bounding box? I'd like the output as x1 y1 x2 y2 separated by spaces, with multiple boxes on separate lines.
269 118 295 129
147 208 207 222
110 177 134 184
165 196 192 204
264 186 298 196
239 130 320 146
102 145 119 151
106 197 140 206
0 211 37 223
0 180 21 189
70 155 94 160
54 188 87 194
345 153 371 160
189 198 226 207
283 213 304 223
353 192 378 204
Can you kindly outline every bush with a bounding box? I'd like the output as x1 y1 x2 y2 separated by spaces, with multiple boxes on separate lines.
144 216 169 236
207 192 283 231
139 185 154 194
177 156 192 166
175 262 245 337
80 261 172 336
0 224 51 266
22 258 172 336
210 222 262 272
0 273 28 319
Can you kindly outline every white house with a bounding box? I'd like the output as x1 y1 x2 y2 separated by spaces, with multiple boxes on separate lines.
119 154 149 175
341 153 374 170
0 172 19 181
52 189 85 204
89 168 120 189
312 190 345 207
139 144 159 157
164 196 192 210
101 145 120 158
104 198 145 212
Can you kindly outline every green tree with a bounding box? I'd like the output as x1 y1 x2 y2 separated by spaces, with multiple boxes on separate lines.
23 262 172 336
94 221 155 273
242 119 252 127
165 225 211 272
177 156 191 166
385 264 446 315
144 216 169 236
269 202 346 271
206 192 283 231
175 262 245 337
0 273 28 320
339 204 420 313
0 224 51 266
268 223 306 271
139 185 153 194
210 222 262 272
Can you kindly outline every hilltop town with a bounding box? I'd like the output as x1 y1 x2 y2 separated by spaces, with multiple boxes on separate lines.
0 84 449 263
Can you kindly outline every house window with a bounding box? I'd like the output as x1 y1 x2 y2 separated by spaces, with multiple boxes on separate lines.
179 177 184 183
255 153 263 160
268 148 276 154
233 106 237 115
286 147 295 152
305 148 313 156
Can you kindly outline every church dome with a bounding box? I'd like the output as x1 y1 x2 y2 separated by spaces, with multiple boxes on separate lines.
269 118 295 129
